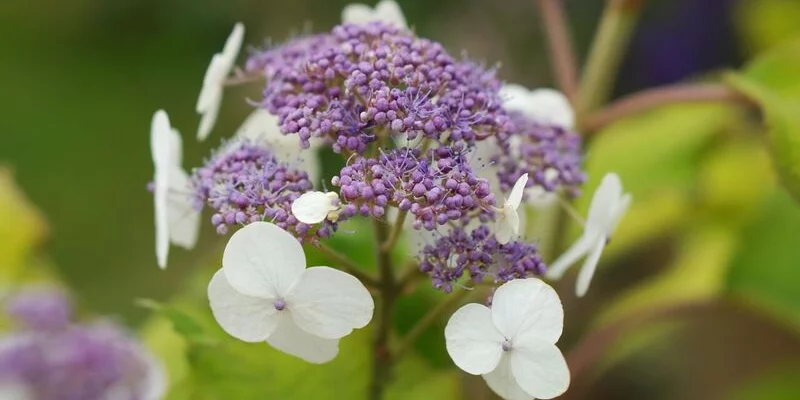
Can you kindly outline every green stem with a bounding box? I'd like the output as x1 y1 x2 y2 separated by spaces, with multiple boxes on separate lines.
380 210 408 252
536 0 579 103
577 0 647 117
369 219 398 400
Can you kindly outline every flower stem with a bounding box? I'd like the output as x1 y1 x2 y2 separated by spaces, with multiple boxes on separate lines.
369 219 398 400
393 288 474 359
380 210 408 252
536 0 579 103
580 83 753 132
577 0 647 116
315 243 379 289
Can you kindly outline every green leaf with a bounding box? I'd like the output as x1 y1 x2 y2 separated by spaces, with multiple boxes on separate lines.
136 298 217 345
734 0 800 55
0 167 48 275
726 190 800 330
730 365 800 400
572 103 735 260
726 40 800 203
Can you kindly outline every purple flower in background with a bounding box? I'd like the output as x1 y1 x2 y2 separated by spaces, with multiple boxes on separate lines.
5 287 71 332
418 224 546 293
0 288 165 400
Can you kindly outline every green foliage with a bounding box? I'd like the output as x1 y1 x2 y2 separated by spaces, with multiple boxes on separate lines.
735 0 800 55
731 365 800 400
726 191 800 330
726 39 800 203
0 167 48 274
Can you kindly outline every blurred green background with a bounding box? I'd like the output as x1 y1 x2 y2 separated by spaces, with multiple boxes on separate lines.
2 0 800 398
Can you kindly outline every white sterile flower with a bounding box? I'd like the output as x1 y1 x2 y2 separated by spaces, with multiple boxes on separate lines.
341 0 408 28
545 173 631 297
234 109 321 184
150 110 201 269
196 22 245 141
494 174 528 245
445 278 570 400
501 84 574 129
291 191 340 224
208 222 374 363
526 168 560 209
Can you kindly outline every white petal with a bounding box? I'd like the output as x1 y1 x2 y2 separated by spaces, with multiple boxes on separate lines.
585 173 623 232
509 338 570 399
506 173 528 209
525 89 574 129
197 55 226 111
207 269 281 342
341 3 376 24
525 185 558 208
494 212 513 245
139 350 168 400
169 128 183 168
266 314 340 364
197 88 222 141
285 266 374 339
235 109 282 143
490 278 563 343
167 168 199 249
575 238 606 297
482 355 533 400
544 233 595 280
500 83 537 118
291 191 337 224
150 110 171 163
222 222 306 298
374 0 408 28
444 303 504 375
608 193 632 235
151 110 173 269
220 23 245 70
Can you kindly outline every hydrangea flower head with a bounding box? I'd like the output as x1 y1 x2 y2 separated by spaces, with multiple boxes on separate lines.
546 173 631 296
445 278 569 399
208 222 374 363
262 21 510 152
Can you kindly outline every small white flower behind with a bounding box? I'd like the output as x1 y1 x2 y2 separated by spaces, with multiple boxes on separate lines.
196 23 245 141
500 84 575 129
495 174 528 244
150 110 201 269
341 0 408 28
291 191 340 224
445 278 570 400
546 173 631 297
207 222 374 363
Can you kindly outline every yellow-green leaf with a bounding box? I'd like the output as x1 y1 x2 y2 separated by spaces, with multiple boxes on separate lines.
0 167 48 277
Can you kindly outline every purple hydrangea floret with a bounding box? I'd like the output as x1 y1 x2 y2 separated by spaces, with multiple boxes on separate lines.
418 225 546 293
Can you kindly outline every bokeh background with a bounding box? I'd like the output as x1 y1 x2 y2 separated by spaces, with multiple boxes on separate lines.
2 0 800 398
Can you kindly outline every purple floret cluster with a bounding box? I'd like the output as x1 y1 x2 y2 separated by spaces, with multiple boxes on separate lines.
492 112 586 197
332 146 496 230
190 140 340 241
418 225 547 293
258 21 510 152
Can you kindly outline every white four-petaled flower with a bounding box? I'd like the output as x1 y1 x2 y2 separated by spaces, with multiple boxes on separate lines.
291 191 341 224
341 0 408 28
445 278 570 400
196 23 245 141
495 174 528 244
545 173 631 297
150 110 201 269
208 222 374 363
